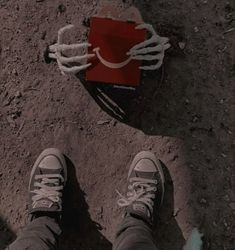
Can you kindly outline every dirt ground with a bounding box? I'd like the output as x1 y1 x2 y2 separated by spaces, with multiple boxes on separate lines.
0 0 234 249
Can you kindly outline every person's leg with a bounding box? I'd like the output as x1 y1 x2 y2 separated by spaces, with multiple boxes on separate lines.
7 148 67 250
113 151 165 250
7 216 61 250
113 215 157 250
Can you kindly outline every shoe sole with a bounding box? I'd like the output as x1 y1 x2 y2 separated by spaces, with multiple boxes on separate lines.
128 151 165 205
28 148 67 191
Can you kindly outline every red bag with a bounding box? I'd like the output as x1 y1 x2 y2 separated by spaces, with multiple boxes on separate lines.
86 17 146 87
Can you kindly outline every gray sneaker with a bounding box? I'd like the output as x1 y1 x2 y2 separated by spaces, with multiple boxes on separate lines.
28 148 67 214
117 151 165 225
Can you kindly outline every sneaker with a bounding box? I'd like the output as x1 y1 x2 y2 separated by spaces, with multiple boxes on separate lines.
117 151 165 225
28 148 67 214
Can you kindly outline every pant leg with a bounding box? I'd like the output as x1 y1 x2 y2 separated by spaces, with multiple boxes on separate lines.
113 215 157 250
6 216 61 250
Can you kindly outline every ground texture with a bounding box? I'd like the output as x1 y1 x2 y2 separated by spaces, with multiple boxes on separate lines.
0 0 234 249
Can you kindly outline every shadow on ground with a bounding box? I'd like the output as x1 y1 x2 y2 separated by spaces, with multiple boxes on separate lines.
77 38 189 138
59 156 112 250
153 161 185 250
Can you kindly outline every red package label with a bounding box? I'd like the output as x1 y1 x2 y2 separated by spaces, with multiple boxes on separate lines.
86 17 146 87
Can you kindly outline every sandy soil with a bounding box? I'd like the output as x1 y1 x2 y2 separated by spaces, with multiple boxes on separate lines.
0 0 234 249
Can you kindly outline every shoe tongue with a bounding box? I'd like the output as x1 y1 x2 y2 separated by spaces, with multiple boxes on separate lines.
39 167 61 175
39 168 63 186
34 199 54 209
127 202 152 225
135 170 155 180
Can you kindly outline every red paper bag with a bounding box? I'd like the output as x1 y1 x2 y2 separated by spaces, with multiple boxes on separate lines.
86 17 146 87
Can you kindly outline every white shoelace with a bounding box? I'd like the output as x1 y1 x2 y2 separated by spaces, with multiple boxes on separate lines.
117 177 158 214
31 174 64 209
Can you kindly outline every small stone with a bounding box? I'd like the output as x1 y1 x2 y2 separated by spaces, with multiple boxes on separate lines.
189 164 195 169
7 116 16 128
82 17 90 27
41 31 46 40
185 99 190 104
173 207 181 217
219 99 224 104
212 221 217 226
178 41 186 50
225 2 232 12
192 115 200 123
15 91 22 98
15 99 20 104
229 203 235 210
3 98 11 106
43 46 52 64
171 154 179 161
58 4 66 13
12 69 18 75
223 195 230 202
11 113 17 119
11 110 21 119
221 153 227 158
97 120 110 125
194 26 199 32
33 79 41 87
0 172 3 178
223 220 228 228
26 152 31 158
199 198 207 204
95 207 103 219
112 120 118 126
227 129 232 135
